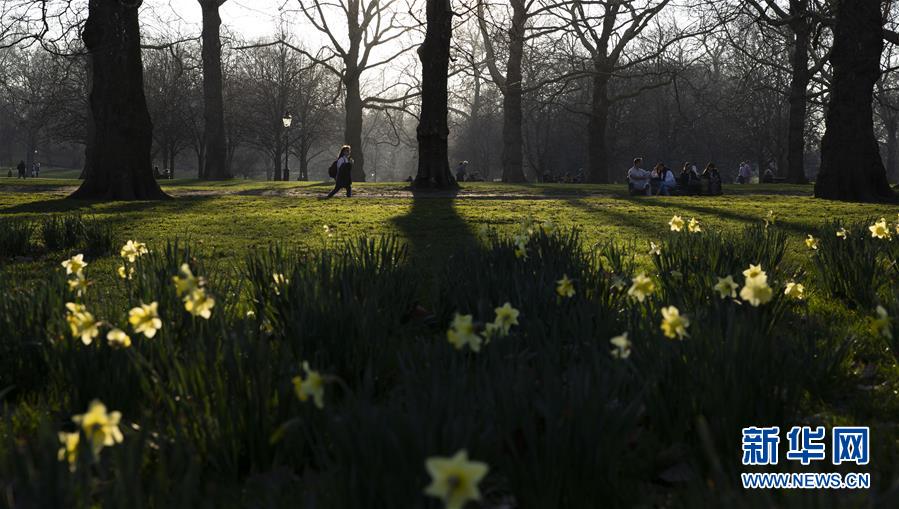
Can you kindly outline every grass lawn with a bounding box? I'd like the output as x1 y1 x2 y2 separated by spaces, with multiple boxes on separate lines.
1 178 892 272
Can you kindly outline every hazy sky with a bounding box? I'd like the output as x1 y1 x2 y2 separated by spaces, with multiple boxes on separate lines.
144 0 294 40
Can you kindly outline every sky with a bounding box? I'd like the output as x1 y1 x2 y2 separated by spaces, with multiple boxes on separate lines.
143 0 295 41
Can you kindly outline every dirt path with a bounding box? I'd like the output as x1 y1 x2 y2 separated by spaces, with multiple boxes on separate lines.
0 183 618 200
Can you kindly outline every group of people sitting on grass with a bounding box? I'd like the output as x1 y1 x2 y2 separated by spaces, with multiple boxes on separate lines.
627 158 722 196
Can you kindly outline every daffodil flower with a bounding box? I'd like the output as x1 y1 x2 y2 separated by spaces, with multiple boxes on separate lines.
424 450 489 509
740 277 774 307
58 432 80 471
184 288 215 319
688 217 702 233
627 273 655 303
61 254 87 276
661 306 690 340
128 302 162 338
714 275 738 299
784 282 805 300
120 240 148 263
447 314 483 352
869 218 892 240
669 215 685 232
65 302 99 345
292 361 325 408
72 400 124 455
610 333 631 359
106 328 132 348
873 306 893 340
805 235 819 250
556 275 575 298
492 302 520 336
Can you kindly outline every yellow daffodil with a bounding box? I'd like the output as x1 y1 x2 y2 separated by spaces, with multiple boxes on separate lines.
184 288 215 319
172 263 199 297
805 235 819 250
106 328 131 348
323 224 334 237
784 282 805 300
627 273 655 303
120 240 148 263
117 265 135 280
669 215 685 232
542 220 557 235
556 275 575 298
836 228 849 239
660 306 690 340
67 273 89 297
869 218 891 240
649 241 661 256
714 275 739 299
61 254 87 276
58 431 80 471
72 400 124 455
742 264 766 281
447 314 483 352
272 273 289 295
740 277 774 307
65 302 99 345
688 217 702 233
492 302 520 335
873 305 893 340
610 333 631 359
764 210 776 228
424 450 489 509
292 361 325 409
128 302 162 338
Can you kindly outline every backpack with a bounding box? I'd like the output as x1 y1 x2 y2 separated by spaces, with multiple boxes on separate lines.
328 160 338 179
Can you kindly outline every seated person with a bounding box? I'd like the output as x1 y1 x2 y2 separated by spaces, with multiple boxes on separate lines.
627 158 652 195
650 163 665 195
701 162 723 196
761 168 774 183
658 165 677 196
677 163 703 195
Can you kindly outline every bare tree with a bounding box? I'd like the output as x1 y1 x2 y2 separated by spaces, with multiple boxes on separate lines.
414 0 455 188
476 0 557 182
292 0 416 181
198 0 230 179
70 0 165 200
566 0 680 183
738 0 829 184
815 0 895 202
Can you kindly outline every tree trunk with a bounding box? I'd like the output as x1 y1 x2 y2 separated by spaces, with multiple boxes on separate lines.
501 4 527 183
70 0 166 200
344 72 366 182
272 144 282 182
200 0 230 180
886 119 897 181
587 64 611 184
786 2 810 184
815 0 895 202
413 0 455 189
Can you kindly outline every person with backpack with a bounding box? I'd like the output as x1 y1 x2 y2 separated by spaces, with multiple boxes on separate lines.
325 145 353 198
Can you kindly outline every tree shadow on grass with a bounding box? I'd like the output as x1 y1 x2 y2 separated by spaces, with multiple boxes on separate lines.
390 188 479 300
0 196 217 217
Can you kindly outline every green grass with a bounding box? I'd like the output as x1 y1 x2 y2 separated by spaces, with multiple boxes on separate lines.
0 179 891 275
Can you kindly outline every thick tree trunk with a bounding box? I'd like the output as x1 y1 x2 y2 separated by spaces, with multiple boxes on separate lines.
501 5 527 183
70 0 166 200
272 142 282 181
886 119 897 181
413 0 455 189
786 2 810 184
587 64 611 184
200 0 230 180
344 73 366 182
815 0 895 202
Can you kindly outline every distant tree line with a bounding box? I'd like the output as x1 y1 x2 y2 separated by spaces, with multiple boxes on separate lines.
0 0 896 201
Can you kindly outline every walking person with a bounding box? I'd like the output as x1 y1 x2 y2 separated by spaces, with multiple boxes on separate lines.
326 145 353 198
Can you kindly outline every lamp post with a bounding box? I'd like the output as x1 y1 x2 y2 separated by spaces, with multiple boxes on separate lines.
282 111 293 181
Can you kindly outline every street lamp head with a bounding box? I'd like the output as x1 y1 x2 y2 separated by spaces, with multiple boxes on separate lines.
282 111 293 128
